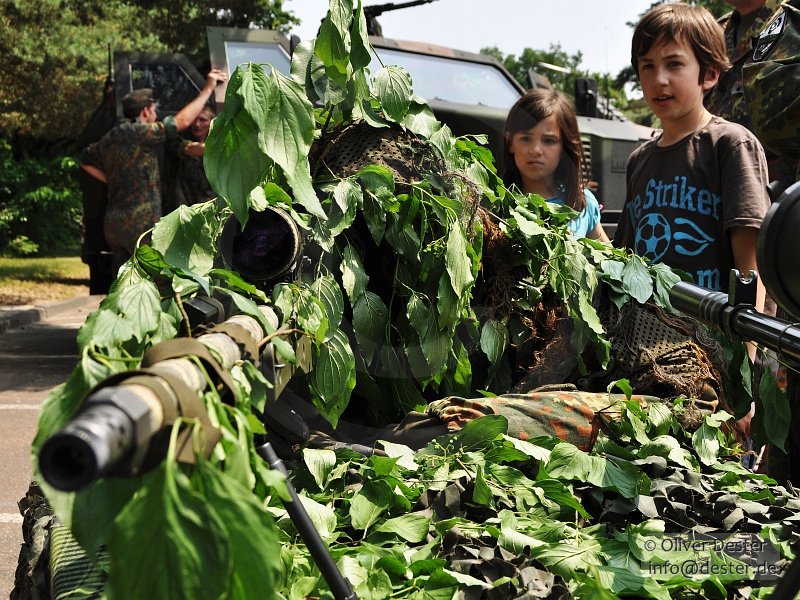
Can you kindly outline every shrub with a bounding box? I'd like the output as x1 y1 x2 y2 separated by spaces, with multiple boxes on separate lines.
0 139 82 256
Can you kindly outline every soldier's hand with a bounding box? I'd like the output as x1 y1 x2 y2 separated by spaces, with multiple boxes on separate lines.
206 69 228 86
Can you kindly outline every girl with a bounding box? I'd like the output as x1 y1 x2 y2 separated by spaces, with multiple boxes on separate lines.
501 89 609 241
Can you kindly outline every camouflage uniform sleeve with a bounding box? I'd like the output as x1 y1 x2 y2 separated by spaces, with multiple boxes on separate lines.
162 115 179 140
743 2 800 163
79 138 105 170
132 118 179 145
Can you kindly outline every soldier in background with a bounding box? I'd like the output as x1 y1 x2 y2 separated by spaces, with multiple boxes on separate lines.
742 0 800 480
168 104 216 209
705 0 798 191
80 69 226 273
743 0 800 182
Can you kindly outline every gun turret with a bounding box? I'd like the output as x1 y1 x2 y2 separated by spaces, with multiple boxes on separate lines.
363 0 435 36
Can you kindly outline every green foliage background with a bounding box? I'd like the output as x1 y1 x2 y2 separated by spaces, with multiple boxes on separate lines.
0 139 82 256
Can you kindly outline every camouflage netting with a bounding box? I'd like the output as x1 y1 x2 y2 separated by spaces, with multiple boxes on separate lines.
310 120 440 186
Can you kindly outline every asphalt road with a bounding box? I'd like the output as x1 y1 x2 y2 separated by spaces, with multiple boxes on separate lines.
0 296 102 600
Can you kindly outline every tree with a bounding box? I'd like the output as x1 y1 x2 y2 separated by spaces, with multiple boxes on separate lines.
482 44 629 115
482 43 586 94
0 0 298 145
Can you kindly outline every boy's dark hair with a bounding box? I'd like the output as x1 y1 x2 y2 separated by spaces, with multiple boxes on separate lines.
501 89 586 211
631 2 730 83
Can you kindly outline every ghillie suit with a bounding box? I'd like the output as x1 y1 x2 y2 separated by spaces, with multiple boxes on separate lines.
297 120 732 455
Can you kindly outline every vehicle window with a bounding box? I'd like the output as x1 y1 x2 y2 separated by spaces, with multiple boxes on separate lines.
371 48 522 108
223 41 291 76
127 62 202 114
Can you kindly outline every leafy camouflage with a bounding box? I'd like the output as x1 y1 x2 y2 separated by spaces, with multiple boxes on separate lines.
427 391 663 451
80 116 178 264
743 1 800 167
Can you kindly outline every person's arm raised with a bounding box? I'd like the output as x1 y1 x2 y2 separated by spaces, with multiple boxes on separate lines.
173 69 227 132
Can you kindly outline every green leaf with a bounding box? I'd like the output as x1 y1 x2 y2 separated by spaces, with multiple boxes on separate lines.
502 435 551 462
436 272 460 328
267 70 322 218
403 100 441 137
303 448 337 490
473 465 494 507
322 178 360 239
407 292 449 375
310 328 356 428
209 269 267 302
450 415 508 451
151 205 215 275
296 493 337 541
83 308 136 348
340 244 369 302
350 0 372 70
192 460 281 599
353 291 389 363
205 67 270 225
621 255 654 304
314 0 352 76
378 440 419 471
373 66 413 123
692 419 721 466
480 318 508 364
608 378 633 399
117 280 161 340
650 262 682 308
586 456 640 499
375 512 431 542
532 539 603 577
105 463 229 600
759 371 790 451
350 479 393 532
546 442 592 480
446 222 474 297
311 274 345 332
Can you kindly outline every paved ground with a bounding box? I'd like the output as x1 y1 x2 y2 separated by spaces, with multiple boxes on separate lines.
0 295 102 600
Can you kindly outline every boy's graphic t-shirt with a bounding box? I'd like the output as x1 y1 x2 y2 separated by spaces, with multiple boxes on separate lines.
614 117 770 292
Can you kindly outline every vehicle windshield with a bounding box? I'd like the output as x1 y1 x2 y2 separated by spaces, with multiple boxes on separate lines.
371 47 522 108
223 41 291 76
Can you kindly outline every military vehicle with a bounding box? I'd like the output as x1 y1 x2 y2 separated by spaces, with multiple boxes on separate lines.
77 3 654 293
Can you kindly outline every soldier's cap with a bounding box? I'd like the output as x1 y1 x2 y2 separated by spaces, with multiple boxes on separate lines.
122 88 157 115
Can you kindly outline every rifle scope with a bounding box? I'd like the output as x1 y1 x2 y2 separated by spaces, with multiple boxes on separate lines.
220 206 302 288
756 180 800 320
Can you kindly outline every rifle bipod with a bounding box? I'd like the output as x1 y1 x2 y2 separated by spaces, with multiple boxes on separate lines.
255 440 358 600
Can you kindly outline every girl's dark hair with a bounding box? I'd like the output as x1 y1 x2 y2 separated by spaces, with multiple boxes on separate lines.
631 2 729 83
501 89 586 211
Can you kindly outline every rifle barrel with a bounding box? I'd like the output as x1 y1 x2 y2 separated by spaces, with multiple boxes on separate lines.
671 281 800 364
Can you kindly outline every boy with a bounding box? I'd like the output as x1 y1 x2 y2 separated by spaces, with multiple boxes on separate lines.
614 2 770 313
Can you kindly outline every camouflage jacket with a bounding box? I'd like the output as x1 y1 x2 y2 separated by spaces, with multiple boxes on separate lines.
705 0 798 187
743 0 800 171
81 117 178 256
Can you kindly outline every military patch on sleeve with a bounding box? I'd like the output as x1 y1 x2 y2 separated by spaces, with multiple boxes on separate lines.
752 9 787 62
